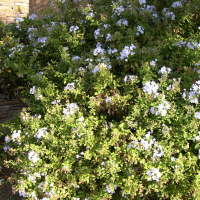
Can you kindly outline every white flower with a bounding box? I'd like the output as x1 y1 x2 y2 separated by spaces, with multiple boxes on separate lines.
29 86 42 100
35 127 48 141
153 146 165 158
150 60 156 66
28 151 39 164
143 81 159 97
28 175 37 183
12 130 21 142
105 184 118 194
30 86 37 95
105 96 112 104
145 132 151 139
88 12 94 17
171 157 176 162
195 112 200 119
18 187 26 197
22 113 28 121
63 103 79 118
158 66 172 76
124 75 138 83
64 83 76 91
51 99 60 105
28 191 37 199
156 100 170 116
141 139 150 150
146 168 161 182
37 94 43 100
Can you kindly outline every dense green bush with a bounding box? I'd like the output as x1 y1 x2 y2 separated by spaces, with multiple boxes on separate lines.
1 0 200 199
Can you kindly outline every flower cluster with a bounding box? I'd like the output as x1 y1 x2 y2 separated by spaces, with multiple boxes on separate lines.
146 168 162 182
105 183 118 195
62 103 79 119
117 44 137 61
69 25 79 34
127 131 165 164
12 130 21 145
28 151 40 164
182 80 200 103
30 86 43 100
34 127 49 142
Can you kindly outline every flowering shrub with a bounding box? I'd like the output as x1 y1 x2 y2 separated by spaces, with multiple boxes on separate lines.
1 0 200 199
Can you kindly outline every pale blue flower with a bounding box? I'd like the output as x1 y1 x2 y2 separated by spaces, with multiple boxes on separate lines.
5 136 10 143
171 1 182 8
106 33 112 41
69 25 79 33
137 25 144 34
139 0 146 5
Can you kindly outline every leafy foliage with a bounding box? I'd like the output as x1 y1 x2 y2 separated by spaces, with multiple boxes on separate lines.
0 0 200 199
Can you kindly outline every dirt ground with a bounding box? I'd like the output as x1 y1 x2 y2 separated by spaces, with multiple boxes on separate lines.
0 164 25 200
0 129 26 200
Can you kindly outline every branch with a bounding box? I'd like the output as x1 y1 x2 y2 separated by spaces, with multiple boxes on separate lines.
15 95 30 108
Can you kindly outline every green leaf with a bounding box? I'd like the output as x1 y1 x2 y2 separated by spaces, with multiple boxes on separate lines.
84 150 92 160
194 143 200 150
